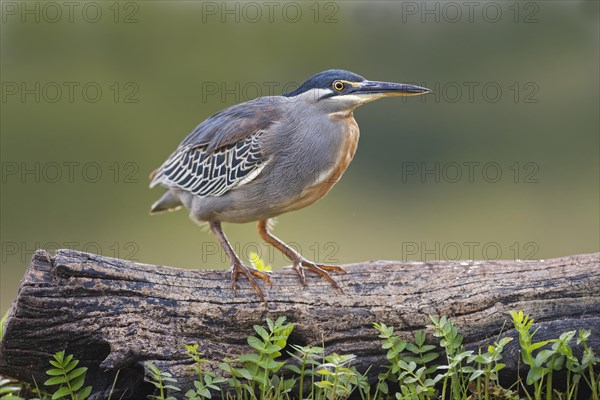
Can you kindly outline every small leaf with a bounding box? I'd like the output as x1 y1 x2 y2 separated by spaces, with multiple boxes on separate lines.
249 252 264 270
45 368 64 376
421 352 439 363
54 351 65 364
77 386 92 400
263 343 283 355
526 366 546 385
253 325 270 341
247 336 264 351
62 355 75 371
51 386 71 400
382 340 395 349
259 358 281 370
534 349 555 367
469 369 484 381
63 359 79 374
405 343 420 354
70 372 86 391
285 365 302 374
249 252 271 272
236 354 261 364
237 368 253 381
67 367 87 381
44 375 68 385
493 363 506 372
415 331 426 346
528 340 553 352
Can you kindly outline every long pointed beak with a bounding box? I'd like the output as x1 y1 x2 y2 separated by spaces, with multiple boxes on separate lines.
354 80 431 97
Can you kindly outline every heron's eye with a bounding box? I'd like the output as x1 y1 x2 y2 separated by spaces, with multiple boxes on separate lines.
333 81 345 91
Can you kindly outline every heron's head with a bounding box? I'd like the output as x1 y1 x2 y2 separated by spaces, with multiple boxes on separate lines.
284 69 430 112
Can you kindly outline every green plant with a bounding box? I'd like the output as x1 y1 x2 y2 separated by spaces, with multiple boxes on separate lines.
184 344 226 399
0 311 8 341
577 330 600 400
107 370 121 400
32 376 51 400
510 311 600 400
3 312 599 400
373 323 441 399
145 363 180 400
511 311 574 400
219 316 295 399
146 314 600 400
314 353 360 400
463 336 518 400
219 357 250 400
287 344 324 400
428 315 472 400
0 378 24 400
404 331 440 374
44 351 92 400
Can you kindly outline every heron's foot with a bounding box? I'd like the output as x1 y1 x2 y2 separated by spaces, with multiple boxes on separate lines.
291 257 346 292
230 262 271 303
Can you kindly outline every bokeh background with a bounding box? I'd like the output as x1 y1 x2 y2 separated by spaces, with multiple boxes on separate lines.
1 1 598 315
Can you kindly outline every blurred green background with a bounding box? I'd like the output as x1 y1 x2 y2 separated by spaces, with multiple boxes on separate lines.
1 1 598 314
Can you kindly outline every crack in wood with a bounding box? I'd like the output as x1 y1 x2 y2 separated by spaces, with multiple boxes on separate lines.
0 250 598 399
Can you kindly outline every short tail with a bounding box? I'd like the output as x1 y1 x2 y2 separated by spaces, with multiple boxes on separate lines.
150 190 183 215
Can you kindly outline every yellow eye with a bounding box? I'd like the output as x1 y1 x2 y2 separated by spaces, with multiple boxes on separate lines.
333 81 345 91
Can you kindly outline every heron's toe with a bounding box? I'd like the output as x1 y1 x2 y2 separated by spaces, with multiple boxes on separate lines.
230 263 269 303
297 258 345 293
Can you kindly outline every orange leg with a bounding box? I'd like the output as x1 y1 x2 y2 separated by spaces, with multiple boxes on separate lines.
257 219 345 291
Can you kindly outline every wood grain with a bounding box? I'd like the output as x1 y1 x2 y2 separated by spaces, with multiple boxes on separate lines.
0 250 598 399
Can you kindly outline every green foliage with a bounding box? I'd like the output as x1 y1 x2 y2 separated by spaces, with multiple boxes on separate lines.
463 336 518 400
184 344 226 399
429 315 472 399
577 330 600 400
0 311 8 341
43 351 91 400
314 353 367 400
287 344 324 400
0 378 25 400
371 313 598 400
3 313 599 400
373 323 441 399
145 363 180 400
218 316 295 399
511 311 600 400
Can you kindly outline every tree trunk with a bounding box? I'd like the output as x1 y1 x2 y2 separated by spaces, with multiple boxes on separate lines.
0 250 598 399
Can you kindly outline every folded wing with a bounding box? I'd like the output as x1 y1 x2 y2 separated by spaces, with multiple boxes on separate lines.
150 97 282 197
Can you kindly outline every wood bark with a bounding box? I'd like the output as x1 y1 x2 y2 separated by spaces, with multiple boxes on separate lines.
0 250 598 399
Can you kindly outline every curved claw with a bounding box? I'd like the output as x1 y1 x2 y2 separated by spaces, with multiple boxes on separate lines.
292 260 307 286
230 263 271 303
291 258 345 293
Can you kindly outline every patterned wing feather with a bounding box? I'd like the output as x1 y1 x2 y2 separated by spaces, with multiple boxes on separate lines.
150 97 281 197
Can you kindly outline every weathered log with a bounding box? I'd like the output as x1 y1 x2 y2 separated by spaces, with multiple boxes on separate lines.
0 250 598 399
